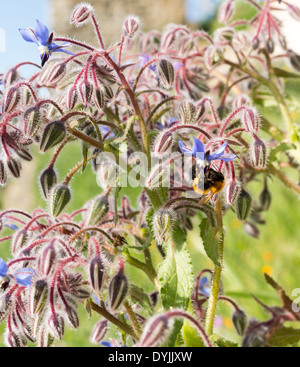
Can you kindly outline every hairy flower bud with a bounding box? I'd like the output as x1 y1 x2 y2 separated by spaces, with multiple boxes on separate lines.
235 189 252 221
5 331 27 347
204 45 221 69
0 160 7 185
78 79 93 107
49 183 71 217
232 309 248 336
153 132 173 155
4 68 19 87
30 279 48 314
178 101 197 124
250 138 267 168
137 314 173 347
0 293 12 323
12 228 29 254
47 62 67 84
66 85 78 110
290 52 300 72
90 320 108 344
39 241 56 276
90 254 105 292
93 85 106 109
287 4 300 21
244 221 260 238
241 107 260 134
123 15 141 38
153 209 175 244
233 94 250 109
65 307 79 329
70 3 94 26
40 121 66 152
259 180 271 211
24 107 42 138
6 157 21 178
40 166 58 198
109 261 129 311
266 38 274 54
85 195 109 226
48 313 64 340
225 179 241 205
4 86 21 113
218 0 235 24
17 147 32 162
158 59 174 89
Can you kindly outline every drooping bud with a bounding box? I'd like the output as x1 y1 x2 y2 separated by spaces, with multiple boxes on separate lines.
204 45 221 69
266 38 274 54
78 79 93 107
153 209 175 244
93 85 106 109
70 3 94 26
12 229 29 254
153 132 173 155
90 320 108 344
252 37 260 50
48 313 65 340
241 107 260 134
244 221 260 238
85 195 109 226
30 279 49 314
0 160 7 185
66 85 78 110
4 68 19 87
39 241 56 276
123 15 141 38
5 331 27 348
6 157 21 178
24 107 42 138
40 121 66 152
218 0 235 24
16 147 33 162
89 254 105 292
232 309 248 336
0 293 12 323
178 101 197 124
47 62 67 84
40 166 58 198
157 59 174 89
290 52 300 72
279 35 287 50
109 259 129 311
235 189 252 221
217 105 229 120
225 179 241 205
259 179 271 211
146 164 169 189
233 94 250 109
137 313 173 347
4 86 21 113
65 307 79 329
250 138 267 168
49 183 71 217
287 4 300 21
37 327 55 347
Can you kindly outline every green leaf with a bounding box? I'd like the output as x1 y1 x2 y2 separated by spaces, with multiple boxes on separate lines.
273 67 300 79
267 327 300 347
199 218 222 267
269 142 296 162
210 334 238 348
182 302 204 347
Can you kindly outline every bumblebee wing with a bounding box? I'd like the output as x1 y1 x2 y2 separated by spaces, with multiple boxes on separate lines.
193 164 205 194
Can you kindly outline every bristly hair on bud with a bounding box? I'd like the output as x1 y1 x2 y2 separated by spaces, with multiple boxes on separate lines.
218 0 235 24
84 195 109 226
235 188 252 221
47 62 67 85
233 94 250 109
250 137 267 169
153 131 173 156
157 59 174 89
225 179 241 205
178 101 197 124
40 166 58 199
23 107 42 138
4 86 21 114
109 258 129 311
241 107 260 134
153 209 176 245
89 253 105 292
49 183 71 217
232 309 248 336
70 3 94 27
122 15 141 38
90 320 108 344
40 121 66 152
137 313 174 347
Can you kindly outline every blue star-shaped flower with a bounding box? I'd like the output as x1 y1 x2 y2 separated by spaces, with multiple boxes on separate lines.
198 276 210 297
19 20 74 66
178 137 236 164
0 258 36 288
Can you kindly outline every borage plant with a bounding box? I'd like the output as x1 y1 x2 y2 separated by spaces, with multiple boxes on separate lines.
1 0 300 347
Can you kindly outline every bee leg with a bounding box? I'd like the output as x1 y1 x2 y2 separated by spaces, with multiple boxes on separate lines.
198 182 225 205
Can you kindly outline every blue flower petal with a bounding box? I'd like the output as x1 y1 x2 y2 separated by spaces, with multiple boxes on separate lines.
92 294 101 306
14 268 36 287
19 28 39 45
49 42 75 55
207 143 227 161
0 259 7 277
100 341 113 347
192 137 205 155
178 140 193 156
4 224 18 231
34 20 49 46
199 276 209 288
219 154 237 162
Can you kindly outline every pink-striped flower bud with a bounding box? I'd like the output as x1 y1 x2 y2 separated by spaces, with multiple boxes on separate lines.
30 279 48 315
47 62 67 84
241 107 260 133
279 35 287 50
266 38 274 54
48 313 65 340
287 4 300 21
109 259 129 311
218 0 235 24
123 15 141 38
6 157 21 178
90 320 108 344
178 101 197 124
0 160 7 186
39 241 56 276
250 138 267 168
49 183 71 217
153 209 175 244
78 79 93 107
153 132 173 155
90 254 105 292
24 107 42 138
66 85 78 110
40 166 58 199
4 86 21 113
5 331 27 348
157 59 174 89
93 85 106 109
4 68 19 87
204 45 221 69
70 3 94 26
40 120 66 152
65 307 79 329
85 195 109 226
0 293 12 323
225 179 241 205
137 313 173 347
12 228 29 254
233 94 250 109
37 327 54 347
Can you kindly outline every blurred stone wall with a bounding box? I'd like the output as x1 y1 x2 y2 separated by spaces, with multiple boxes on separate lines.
51 0 186 46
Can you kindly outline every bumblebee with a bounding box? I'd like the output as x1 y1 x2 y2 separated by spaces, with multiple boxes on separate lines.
112 233 128 247
192 164 225 204
0 276 10 293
